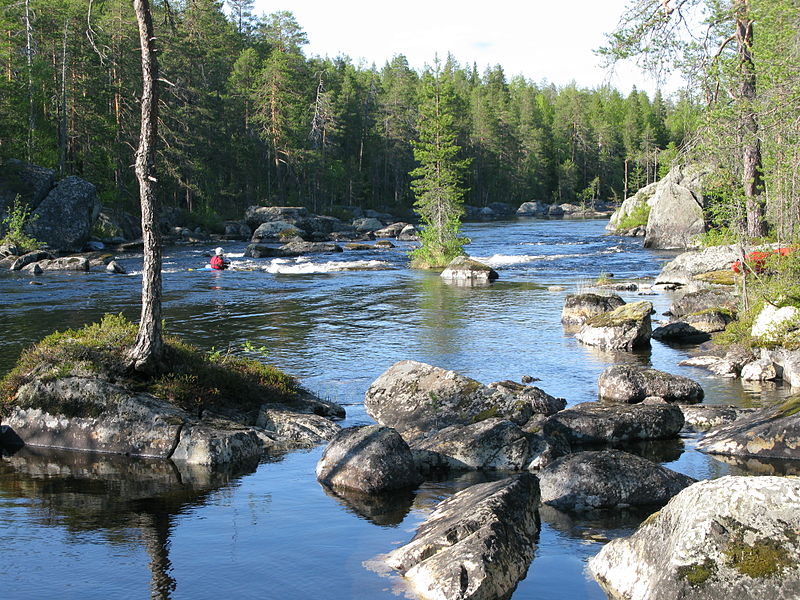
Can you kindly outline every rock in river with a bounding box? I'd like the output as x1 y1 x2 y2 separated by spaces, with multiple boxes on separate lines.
575 301 653 351
315 425 422 494
543 401 685 445
440 256 499 284
588 476 800 600
539 449 695 510
385 473 540 600
561 292 625 326
364 361 564 441
597 365 704 404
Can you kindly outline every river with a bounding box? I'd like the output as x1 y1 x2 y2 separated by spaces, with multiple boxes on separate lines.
0 218 789 599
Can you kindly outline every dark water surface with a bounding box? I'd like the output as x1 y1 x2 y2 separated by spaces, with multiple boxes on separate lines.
0 219 790 599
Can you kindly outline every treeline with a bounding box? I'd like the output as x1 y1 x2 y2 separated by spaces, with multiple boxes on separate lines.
0 0 699 219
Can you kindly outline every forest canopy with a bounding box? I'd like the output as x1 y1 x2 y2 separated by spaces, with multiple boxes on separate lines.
0 0 699 220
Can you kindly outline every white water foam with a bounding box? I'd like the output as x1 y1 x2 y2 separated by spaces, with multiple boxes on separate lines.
476 253 591 267
264 258 391 274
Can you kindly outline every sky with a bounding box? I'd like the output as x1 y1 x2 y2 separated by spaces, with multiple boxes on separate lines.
253 0 680 95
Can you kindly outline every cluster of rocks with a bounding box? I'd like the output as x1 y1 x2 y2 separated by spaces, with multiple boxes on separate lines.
561 292 654 351
607 163 711 250
315 359 712 599
0 247 127 275
516 200 613 219
1 372 345 468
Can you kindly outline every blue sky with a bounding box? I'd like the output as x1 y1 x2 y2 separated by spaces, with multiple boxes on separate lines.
252 0 678 95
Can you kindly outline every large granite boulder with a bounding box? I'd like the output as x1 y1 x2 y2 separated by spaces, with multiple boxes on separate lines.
652 321 711 343
696 397 800 461
643 163 711 249
597 365 704 404
575 301 653 350
245 205 308 229
516 201 548 217
279 240 343 255
543 401 685 444
315 425 422 494
27 176 101 251
440 256 498 284
95 207 141 242
607 181 658 233
561 293 625 326
385 473 540 600
251 220 302 242
364 361 562 440
589 476 800 600
668 288 738 318
655 244 743 286
410 418 532 472
539 449 695 510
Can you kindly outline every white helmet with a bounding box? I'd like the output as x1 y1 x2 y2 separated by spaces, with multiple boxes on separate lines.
215 247 223 255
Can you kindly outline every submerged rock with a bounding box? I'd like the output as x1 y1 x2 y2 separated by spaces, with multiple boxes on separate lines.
315 425 422 494
575 301 653 351
696 397 800 461
385 473 540 600
597 365 704 404
588 476 800 600
543 401 685 445
539 449 695 510
560 293 625 326
364 361 562 441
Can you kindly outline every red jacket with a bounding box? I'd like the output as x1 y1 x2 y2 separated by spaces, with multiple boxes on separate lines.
210 255 228 270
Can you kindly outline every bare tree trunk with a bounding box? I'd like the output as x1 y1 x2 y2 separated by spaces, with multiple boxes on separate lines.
128 0 163 373
24 0 34 162
736 1 766 238
58 19 68 176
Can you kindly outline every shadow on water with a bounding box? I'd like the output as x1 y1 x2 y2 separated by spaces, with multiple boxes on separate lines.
0 446 258 600
320 484 415 527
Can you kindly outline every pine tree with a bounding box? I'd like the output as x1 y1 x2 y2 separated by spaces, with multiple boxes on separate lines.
410 60 470 269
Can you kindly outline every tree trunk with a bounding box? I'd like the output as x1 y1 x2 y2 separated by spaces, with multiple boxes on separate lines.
736 1 766 238
128 0 163 374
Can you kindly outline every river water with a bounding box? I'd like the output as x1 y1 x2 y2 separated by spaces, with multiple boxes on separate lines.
0 218 790 599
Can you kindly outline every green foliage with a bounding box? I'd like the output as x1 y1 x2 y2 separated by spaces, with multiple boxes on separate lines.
596 271 613 286
724 538 793 579
0 314 299 419
677 559 717 587
697 226 738 247
616 201 651 230
1 196 42 252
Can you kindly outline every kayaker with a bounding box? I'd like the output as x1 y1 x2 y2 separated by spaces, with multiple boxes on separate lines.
210 247 229 270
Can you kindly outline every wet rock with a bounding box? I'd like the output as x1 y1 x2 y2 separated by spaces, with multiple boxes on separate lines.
543 401 684 445
652 321 711 343
279 240 343 255
588 476 800 600
374 222 407 237
244 243 285 258
251 221 302 242
385 473 540 600
410 418 531 472
170 424 264 467
697 398 800 461
575 301 653 351
561 292 625 326
10 250 53 271
35 256 91 271
487 380 566 415
364 361 557 441
598 365 704 404
315 425 422 494
680 405 756 432
397 224 419 241
539 449 695 510
440 256 499 284
106 260 126 274
257 408 341 448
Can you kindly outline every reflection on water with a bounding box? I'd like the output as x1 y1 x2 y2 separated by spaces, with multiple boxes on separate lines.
1 219 798 599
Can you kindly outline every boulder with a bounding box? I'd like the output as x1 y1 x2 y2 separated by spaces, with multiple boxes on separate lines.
655 244 742 286
543 401 685 444
685 309 736 333
10 250 53 271
297 215 353 238
588 476 800 600
440 256 499 284
561 293 625 326
27 176 101 251
668 288 738 318
95 207 141 242
697 397 800 461
364 361 560 441
539 449 695 510
251 221 302 242
385 473 540 600
244 243 286 259
244 205 308 229
486 380 567 415
315 425 422 493
575 301 653 350
751 303 800 342
397 224 419 241
516 201 548 217
642 164 711 249
740 358 781 381
374 222 407 237
410 418 531 472
352 217 384 232
607 181 658 232
106 260 126 274
35 256 91 272
759 349 800 387
598 365 704 404
257 408 341 448
548 204 565 217
279 240 343 256
652 321 711 343
680 405 756 432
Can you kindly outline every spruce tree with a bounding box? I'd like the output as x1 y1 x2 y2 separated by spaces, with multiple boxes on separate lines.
410 61 470 269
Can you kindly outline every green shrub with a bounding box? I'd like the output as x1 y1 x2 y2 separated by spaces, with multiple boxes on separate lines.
616 201 650 230
697 226 738 247
1 196 42 253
